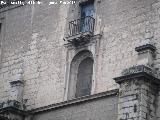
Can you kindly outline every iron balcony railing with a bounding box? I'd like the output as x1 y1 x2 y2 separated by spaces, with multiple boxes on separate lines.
68 16 95 37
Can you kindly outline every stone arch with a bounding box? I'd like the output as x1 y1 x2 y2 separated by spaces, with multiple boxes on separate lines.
67 50 94 99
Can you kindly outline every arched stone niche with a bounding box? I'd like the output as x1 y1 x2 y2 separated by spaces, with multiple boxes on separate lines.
67 50 93 99
64 35 101 101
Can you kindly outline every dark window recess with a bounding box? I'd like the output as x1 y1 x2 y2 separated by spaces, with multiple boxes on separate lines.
80 1 94 32
75 57 93 98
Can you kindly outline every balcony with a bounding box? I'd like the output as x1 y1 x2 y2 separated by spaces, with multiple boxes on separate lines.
66 16 95 46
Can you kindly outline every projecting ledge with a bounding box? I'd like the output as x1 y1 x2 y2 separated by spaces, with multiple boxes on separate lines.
135 43 156 52
29 89 118 114
114 65 160 85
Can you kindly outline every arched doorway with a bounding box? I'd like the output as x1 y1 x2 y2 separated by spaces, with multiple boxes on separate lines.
67 50 94 99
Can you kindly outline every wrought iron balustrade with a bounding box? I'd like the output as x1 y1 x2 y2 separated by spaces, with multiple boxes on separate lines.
68 16 95 37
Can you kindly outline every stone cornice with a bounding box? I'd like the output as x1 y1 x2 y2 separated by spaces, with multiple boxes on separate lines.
135 44 156 52
79 0 94 5
0 89 118 116
114 65 160 84
10 80 24 86
29 89 118 114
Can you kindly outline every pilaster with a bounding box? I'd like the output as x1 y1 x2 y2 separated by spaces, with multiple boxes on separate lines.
114 40 160 120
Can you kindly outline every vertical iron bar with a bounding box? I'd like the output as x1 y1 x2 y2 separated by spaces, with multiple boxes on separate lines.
68 16 95 37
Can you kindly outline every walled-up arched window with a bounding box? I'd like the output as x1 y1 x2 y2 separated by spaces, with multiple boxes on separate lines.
68 50 94 99
75 57 93 97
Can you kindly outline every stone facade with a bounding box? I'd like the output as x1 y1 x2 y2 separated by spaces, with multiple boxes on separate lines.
1 0 160 120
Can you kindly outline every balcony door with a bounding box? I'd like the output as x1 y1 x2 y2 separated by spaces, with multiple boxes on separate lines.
80 2 94 33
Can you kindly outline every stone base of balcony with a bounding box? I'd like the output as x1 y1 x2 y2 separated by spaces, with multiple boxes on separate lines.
65 31 93 47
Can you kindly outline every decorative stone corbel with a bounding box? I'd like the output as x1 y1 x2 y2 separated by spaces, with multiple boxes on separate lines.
9 69 24 103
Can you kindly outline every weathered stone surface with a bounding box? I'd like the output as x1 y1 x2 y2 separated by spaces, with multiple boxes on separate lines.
1 0 160 115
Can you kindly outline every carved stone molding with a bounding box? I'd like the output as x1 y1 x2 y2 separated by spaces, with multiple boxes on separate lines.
114 65 160 84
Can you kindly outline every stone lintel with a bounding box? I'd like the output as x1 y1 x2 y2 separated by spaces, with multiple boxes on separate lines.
135 44 156 52
79 0 94 5
114 65 160 84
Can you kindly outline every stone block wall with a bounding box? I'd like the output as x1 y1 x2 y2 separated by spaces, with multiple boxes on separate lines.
118 79 140 120
0 1 69 109
118 79 158 120
32 93 118 120
94 0 160 93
